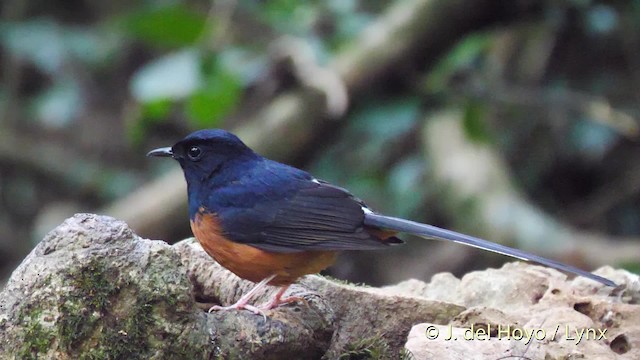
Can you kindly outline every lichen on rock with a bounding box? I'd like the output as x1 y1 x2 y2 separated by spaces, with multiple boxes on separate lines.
0 214 211 359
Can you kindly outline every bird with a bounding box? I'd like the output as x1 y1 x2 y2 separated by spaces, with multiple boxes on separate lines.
148 129 615 315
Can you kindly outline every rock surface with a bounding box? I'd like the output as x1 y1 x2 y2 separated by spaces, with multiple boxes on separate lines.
393 264 640 359
0 214 211 359
0 213 637 359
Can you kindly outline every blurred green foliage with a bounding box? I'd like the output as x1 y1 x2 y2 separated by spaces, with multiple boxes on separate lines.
311 97 425 218
0 0 383 144
424 32 494 95
1 0 639 284
123 5 208 48
186 55 242 126
462 101 492 144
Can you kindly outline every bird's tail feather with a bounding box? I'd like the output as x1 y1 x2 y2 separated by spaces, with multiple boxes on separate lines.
363 213 616 287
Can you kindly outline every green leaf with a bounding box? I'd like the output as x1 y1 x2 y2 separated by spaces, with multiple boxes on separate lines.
260 0 315 34
127 99 173 145
619 262 640 275
185 59 242 127
462 101 492 144
140 98 173 120
425 32 493 93
185 71 241 127
351 97 420 135
124 5 207 48
348 97 420 165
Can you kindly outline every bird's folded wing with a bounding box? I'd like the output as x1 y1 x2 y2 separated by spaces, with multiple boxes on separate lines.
224 182 399 253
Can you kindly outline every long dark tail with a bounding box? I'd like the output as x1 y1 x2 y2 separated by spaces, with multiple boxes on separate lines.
364 213 616 287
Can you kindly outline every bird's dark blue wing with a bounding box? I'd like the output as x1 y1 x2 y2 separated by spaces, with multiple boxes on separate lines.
213 164 402 253
253 183 402 252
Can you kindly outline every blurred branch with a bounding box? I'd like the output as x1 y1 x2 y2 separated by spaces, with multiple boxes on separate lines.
563 159 640 225
202 0 237 50
0 131 134 196
422 110 640 267
271 37 348 118
466 82 639 138
105 0 543 238
333 0 537 94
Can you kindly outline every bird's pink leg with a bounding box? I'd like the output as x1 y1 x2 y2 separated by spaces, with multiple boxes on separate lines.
258 285 305 310
208 274 276 318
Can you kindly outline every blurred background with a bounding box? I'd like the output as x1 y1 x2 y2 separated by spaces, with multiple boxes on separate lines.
1 0 639 287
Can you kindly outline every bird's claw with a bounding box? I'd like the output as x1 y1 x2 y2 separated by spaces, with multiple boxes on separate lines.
258 295 306 310
208 303 269 321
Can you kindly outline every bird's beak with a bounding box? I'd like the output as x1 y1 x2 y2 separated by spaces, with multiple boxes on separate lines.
146 147 174 158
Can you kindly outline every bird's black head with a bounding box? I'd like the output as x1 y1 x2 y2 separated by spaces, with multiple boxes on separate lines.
147 129 257 200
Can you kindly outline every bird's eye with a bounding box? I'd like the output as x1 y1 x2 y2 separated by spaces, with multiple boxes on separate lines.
187 146 202 161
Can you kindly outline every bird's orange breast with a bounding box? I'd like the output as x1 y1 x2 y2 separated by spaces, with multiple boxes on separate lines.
190 210 338 286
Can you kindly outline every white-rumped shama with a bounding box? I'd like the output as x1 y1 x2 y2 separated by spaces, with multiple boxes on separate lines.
148 129 615 315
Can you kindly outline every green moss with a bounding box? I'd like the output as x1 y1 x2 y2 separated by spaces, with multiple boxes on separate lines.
71 261 119 311
53 257 203 359
166 293 178 307
41 273 54 288
338 335 392 360
59 293 158 359
78 349 108 360
98 297 155 359
14 275 58 358
58 303 94 350
338 336 415 360
163 339 212 360
16 309 55 360
58 259 120 352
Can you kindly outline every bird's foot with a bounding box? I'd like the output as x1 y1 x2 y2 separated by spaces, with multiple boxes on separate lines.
257 284 309 310
207 275 277 320
208 302 268 320
259 295 306 310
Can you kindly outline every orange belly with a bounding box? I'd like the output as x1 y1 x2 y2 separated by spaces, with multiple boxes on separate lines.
191 212 338 286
